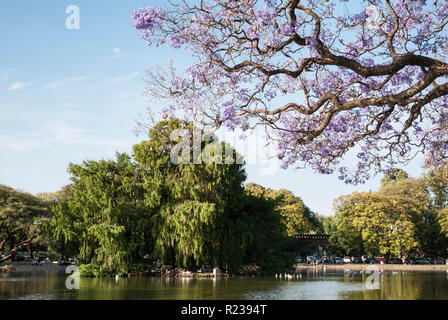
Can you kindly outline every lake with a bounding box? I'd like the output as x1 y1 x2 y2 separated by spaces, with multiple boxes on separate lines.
1 269 448 300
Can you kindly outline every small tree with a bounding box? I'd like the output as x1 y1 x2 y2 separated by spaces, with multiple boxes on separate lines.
245 183 320 236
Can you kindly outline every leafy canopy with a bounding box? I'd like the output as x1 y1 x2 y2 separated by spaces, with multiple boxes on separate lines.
50 153 151 275
0 185 49 262
51 120 296 274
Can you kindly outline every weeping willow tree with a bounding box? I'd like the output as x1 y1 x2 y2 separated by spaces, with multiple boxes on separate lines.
50 153 152 275
133 120 247 270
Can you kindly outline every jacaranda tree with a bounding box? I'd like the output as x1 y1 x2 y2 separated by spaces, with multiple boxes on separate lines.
132 0 448 184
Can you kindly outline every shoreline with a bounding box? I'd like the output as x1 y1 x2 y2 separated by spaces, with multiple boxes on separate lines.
0 263 67 273
2 262 448 275
295 263 448 272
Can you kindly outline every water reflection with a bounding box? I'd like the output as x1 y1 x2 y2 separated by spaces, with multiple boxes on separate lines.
341 272 448 300
1 270 447 300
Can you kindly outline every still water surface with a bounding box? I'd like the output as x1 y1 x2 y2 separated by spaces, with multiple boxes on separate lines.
1 269 448 300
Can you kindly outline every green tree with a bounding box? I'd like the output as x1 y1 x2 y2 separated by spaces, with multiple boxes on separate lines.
330 197 364 256
0 185 49 262
245 183 320 236
319 215 346 255
380 169 409 187
238 191 295 273
333 192 418 258
438 207 448 238
133 120 247 270
38 185 77 259
49 120 297 274
425 165 448 208
50 153 151 275
378 178 445 257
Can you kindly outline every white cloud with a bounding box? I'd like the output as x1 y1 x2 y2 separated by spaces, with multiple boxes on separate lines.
44 81 64 89
106 72 139 83
6 139 41 152
44 76 87 89
0 122 127 153
43 124 91 144
67 76 88 82
108 48 122 60
9 81 31 91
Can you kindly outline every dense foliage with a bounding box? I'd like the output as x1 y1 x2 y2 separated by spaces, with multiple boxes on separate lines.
43 120 299 275
49 153 151 275
328 168 448 258
132 120 248 270
0 185 49 262
4 121 448 272
245 183 321 236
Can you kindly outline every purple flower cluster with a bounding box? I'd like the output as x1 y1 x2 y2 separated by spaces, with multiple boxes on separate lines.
132 7 166 30
132 0 448 184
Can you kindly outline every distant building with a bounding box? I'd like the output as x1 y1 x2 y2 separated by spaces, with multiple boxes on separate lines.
292 234 329 257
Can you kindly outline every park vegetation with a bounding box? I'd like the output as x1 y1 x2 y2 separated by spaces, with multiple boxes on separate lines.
325 168 448 259
0 120 321 275
3 0 448 277
2 121 448 275
0 185 49 263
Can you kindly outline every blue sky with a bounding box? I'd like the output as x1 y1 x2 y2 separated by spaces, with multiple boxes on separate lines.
0 0 424 216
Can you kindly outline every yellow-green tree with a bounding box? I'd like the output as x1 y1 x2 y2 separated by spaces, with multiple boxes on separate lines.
377 177 444 256
438 207 448 237
334 192 418 258
425 165 448 208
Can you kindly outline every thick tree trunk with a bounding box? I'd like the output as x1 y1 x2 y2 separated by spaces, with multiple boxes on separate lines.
0 238 34 263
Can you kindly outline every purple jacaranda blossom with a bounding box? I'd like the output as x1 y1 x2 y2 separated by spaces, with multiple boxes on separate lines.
132 0 448 184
